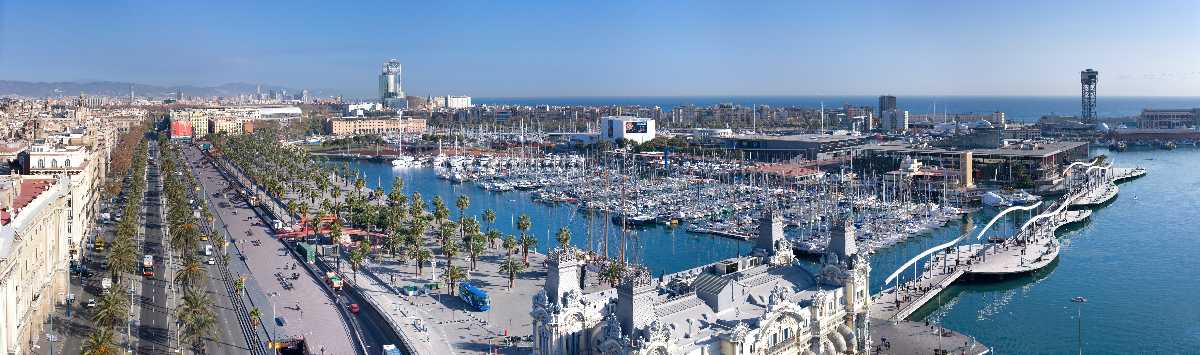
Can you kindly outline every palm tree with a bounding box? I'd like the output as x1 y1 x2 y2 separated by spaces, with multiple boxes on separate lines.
444 265 467 295
410 192 426 219
249 307 262 327
437 221 457 248
498 257 526 288
482 209 497 247
441 238 460 272
178 290 216 352
432 196 449 224
486 229 501 250
174 255 207 290
517 213 532 240
91 287 130 329
106 236 137 283
602 261 625 287
556 226 571 249
349 239 370 282
467 234 486 270
455 195 470 224
81 328 117 355
413 246 432 275
502 235 518 258
388 177 405 204
520 234 538 265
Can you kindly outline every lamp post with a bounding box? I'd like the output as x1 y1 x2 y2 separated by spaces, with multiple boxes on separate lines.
1072 296 1087 355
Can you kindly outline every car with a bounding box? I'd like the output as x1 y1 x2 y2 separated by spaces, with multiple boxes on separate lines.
86 298 97 308
275 316 286 327
348 303 360 314
206 257 215 265
79 269 95 278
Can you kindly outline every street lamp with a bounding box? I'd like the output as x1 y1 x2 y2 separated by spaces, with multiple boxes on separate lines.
1072 296 1087 355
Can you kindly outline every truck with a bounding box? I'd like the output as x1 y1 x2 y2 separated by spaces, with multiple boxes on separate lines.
142 255 155 277
381 344 403 355
325 271 343 291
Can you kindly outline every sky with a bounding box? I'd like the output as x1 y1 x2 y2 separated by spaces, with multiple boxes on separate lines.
1 0 1197 98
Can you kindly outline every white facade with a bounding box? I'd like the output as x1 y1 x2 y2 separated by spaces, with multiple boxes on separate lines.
445 96 472 109
0 176 72 355
532 212 872 355
600 116 657 144
379 59 404 101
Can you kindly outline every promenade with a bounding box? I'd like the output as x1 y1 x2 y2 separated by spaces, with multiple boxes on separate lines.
182 145 360 355
866 161 1143 354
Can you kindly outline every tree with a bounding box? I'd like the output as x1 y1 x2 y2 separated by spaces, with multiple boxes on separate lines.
413 246 432 275
499 257 526 288
437 221 457 248
178 290 216 352
349 239 371 283
556 226 572 249
443 265 467 295
410 192 426 219
249 307 262 327
92 283 131 327
502 234 518 258
432 195 449 224
482 209 497 247
81 328 117 355
486 229 501 250
106 234 137 283
467 234 487 270
174 255 208 290
441 238 460 272
520 234 538 265
602 261 625 287
455 195 470 223
388 177 405 205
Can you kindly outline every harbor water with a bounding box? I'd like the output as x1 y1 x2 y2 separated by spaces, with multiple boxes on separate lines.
340 147 1199 353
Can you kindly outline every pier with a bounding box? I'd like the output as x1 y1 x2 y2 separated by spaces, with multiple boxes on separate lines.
861 160 1142 354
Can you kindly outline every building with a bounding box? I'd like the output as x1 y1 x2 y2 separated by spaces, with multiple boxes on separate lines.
0 175 73 355
878 95 896 120
600 116 656 144
1136 108 1199 129
854 141 1088 190
23 144 88 175
379 60 406 109
325 117 426 136
723 134 872 162
880 109 908 132
531 210 872 355
209 117 253 135
445 95 472 109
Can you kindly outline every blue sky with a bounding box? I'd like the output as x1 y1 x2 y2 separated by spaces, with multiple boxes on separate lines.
1 0 1197 98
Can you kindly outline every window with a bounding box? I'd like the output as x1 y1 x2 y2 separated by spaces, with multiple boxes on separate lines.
64 159 71 167
37 159 44 168
50 159 58 168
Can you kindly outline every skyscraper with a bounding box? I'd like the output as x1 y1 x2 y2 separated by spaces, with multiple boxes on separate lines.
878 95 897 120
380 59 407 109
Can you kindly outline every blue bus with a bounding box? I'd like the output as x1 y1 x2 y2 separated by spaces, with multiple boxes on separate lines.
458 282 491 311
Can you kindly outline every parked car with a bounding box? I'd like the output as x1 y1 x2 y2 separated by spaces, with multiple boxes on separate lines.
86 299 97 308
348 303 360 314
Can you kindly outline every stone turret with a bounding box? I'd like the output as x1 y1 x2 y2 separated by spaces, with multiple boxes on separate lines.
827 218 857 262
616 265 656 336
545 247 583 306
755 209 793 265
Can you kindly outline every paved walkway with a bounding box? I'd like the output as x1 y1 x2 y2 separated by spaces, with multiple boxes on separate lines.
183 145 358 355
336 242 548 354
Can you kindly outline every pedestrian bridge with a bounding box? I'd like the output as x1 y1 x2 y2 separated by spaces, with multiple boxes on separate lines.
869 160 1134 322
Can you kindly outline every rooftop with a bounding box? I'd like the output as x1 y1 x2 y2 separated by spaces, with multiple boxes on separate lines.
858 141 1087 158
727 133 868 143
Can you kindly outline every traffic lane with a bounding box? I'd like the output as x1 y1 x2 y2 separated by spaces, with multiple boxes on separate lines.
185 148 356 354
138 155 171 354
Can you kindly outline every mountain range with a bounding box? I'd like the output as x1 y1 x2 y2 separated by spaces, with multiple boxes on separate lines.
0 80 340 99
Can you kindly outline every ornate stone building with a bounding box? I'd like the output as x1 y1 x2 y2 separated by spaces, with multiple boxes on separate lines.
532 210 872 355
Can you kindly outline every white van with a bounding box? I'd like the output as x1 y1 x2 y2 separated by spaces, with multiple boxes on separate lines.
204 244 213 256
